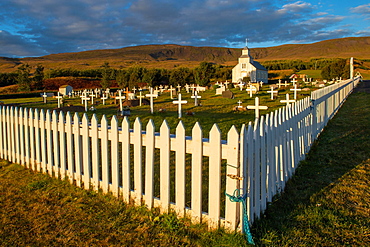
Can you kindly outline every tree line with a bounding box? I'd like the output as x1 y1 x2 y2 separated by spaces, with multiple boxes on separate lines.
0 61 232 91
260 58 347 72
0 58 352 92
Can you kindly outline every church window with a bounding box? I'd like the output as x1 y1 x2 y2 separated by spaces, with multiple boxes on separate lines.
241 63 246 69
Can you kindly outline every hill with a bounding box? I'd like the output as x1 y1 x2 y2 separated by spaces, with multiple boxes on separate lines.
0 36 369 73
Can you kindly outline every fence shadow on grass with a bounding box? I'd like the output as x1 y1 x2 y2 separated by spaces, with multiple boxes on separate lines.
251 83 370 246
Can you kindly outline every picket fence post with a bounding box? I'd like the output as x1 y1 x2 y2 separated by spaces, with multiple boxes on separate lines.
101 115 109 193
111 115 119 196
175 121 186 216
24 108 30 168
14 107 20 164
91 114 100 191
82 113 91 190
133 117 143 205
145 119 155 209
52 111 59 176
224 125 240 230
59 111 66 179
208 123 222 229
121 116 131 203
160 120 171 213
191 122 203 223
65 112 74 183
46 110 53 176
74 113 83 187
0 107 4 160
259 116 267 213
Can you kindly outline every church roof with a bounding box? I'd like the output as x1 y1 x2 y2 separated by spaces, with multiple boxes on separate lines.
251 60 267 71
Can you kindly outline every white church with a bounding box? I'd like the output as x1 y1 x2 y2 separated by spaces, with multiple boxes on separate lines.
232 44 268 84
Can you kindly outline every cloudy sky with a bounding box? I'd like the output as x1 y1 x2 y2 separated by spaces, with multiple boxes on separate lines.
0 0 369 58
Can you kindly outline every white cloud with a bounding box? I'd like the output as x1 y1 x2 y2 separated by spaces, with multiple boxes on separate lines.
350 4 370 14
0 0 364 57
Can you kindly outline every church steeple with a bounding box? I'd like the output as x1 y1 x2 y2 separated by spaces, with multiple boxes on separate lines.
241 38 251 57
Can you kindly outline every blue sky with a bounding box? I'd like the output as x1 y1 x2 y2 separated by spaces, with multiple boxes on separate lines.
0 0 369 58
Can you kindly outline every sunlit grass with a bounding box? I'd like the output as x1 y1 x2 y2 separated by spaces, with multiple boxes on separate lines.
0 160 249 246
1 85 315 139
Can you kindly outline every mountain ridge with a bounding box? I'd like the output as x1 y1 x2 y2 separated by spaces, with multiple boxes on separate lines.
1 36 369 72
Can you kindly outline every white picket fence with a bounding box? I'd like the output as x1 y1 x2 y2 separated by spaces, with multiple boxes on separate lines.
0 77 360 233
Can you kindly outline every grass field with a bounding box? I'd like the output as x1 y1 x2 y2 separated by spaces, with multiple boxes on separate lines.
251 88 370 246
1 82 368 246
0 84 314 139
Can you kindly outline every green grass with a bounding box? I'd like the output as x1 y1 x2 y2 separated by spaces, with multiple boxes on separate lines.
297 69 322 79
251 90 370 246
1 83 368 246
1 85 314 139
0 160 248 246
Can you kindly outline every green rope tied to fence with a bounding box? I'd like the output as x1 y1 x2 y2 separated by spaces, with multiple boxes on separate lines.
225 189 255 245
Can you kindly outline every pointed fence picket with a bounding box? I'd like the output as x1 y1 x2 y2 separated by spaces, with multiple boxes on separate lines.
0 77 360 234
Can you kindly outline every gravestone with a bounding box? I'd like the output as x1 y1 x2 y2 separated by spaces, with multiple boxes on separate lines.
222 90 234 99
215 85 225 95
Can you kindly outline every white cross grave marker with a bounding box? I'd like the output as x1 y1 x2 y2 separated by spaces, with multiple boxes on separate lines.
90 93 96 105
237 100 243 108
173 93 187 118
42 92 48 103
168 85 176 99
80 92 86 104
177 84 182 93
137 90 145 106
237 82 244 91
246 85 256 98
56 92 63 108
146 87 158 114
291 78 297 86
224 80 230 88
247 97 268 119
81 94 90 111
280 93 296 106
101 93 108 105
116 90 126 112
191 90 201 106
290 84 302 100
267 86 278 100
277 79 283 89
190 84 197 95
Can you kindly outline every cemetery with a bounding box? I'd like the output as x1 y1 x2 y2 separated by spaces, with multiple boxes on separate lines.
0 79 325 138
0 74 361 241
